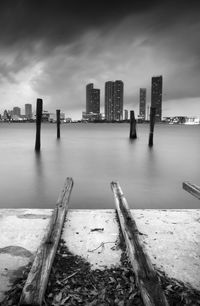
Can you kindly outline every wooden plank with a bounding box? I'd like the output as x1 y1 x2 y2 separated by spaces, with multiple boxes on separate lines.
19 177 74 306
183 182 200 200
111 182 169 306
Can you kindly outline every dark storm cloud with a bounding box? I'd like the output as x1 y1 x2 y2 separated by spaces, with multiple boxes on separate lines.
0 0 161 82
0 0 200 117
0 1 198 47
0 0 199 63
0 0 161 48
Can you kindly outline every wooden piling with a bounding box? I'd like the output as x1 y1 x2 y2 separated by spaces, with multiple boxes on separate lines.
56 109 60 139
111 181 169 306
183 182 200 200
148 107 156 147
129 110 137 139
35 99 43 151
19 177 74 306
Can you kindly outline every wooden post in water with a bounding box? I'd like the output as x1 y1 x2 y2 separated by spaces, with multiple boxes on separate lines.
35 99 43 151
56 109 60 139
129 110 137 139
148 107 156 147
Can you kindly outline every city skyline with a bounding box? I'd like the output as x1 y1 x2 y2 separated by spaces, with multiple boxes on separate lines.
0 1 200 119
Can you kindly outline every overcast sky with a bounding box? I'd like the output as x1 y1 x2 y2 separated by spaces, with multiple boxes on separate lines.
0 0 200 119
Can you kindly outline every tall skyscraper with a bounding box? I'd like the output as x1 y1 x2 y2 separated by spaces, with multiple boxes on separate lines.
91 88 100 114
114 80 124 121
25 104 32 119
105 80 124 121
86 83 100 114
105 81 115 121
139 88 146 121
151 76 163 122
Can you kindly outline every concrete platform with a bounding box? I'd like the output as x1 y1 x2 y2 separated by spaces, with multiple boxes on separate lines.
0 209 200 302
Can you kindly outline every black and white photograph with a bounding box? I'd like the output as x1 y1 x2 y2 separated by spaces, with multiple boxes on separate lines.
0 0 200 305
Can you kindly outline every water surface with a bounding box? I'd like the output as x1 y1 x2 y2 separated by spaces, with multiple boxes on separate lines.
0 123 199 209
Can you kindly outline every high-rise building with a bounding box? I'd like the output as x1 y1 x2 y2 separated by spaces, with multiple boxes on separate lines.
25 104 32 119
139 88 146 121
114 80 124 120
92 88 100 114
13 107 21 117
124 109 128 120
105 80 124 121
86 83 93 114
151 76 163 122
86 83 100 114
105 81 115 121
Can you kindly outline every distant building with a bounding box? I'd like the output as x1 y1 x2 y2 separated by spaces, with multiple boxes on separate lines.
82 111 101 121
3 110 8 118
60 112 65 122
86 83 93 113
139 88 146 121
49 112 65 122
163 116 200 125
7 110 13 120
105 80 124 121
114 80 124 120
65 117 72 123
151 76 163 122
147 105 150 121
124 109 128 120
49 113 56 122
13 107 21 117
2 110 9 121
105 81 115 121
42 110 50 122
185 117 200 125
86 83 100 114
163 116 186 124
25 104 32 119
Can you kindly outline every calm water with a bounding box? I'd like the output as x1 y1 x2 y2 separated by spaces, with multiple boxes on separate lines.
0 123 200 209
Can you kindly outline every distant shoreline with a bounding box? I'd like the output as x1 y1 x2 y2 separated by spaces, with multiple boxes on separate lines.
0 120 199 125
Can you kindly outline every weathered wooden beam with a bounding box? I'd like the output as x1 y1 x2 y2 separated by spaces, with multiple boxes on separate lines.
129 110 137 139
35 99 43 152
183 181 200 200
19 177 74 306
56 109 60 139
148 107 156 147
111 182 169 306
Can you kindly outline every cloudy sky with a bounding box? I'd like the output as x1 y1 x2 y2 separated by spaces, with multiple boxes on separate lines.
0 0 200 119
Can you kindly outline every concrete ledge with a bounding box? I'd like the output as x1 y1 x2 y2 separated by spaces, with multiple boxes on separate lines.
133 209 200 290
0 209 200 301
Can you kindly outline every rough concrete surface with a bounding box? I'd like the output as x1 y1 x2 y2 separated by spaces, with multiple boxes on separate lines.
133 209 200 290
0 208 200 301
62 209 122 269
0 209 52 301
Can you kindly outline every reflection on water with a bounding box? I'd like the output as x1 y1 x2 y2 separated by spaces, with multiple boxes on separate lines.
0 123 200 209
34 151 43 177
